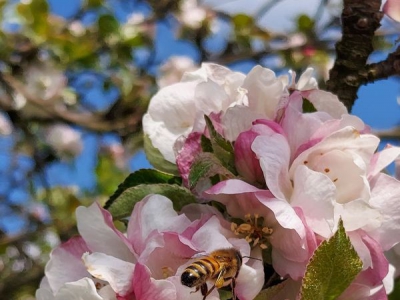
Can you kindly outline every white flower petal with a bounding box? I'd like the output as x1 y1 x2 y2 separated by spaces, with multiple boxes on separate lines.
82 252 134 296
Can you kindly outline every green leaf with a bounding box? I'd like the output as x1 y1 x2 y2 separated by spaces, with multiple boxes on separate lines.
188 152 235 189
105 169 181 207
300 219 363 300
105 183 196 220
204 116 236 174
302 98 317 113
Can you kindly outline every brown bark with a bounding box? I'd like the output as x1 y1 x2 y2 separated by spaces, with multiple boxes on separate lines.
326 0 383 111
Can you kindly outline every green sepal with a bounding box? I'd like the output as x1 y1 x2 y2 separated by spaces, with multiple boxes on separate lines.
188 152 235 190
204 115 236 174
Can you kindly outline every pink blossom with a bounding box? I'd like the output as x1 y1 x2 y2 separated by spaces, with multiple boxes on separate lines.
37 195 263 299
205 179 317 280
383 0 400 22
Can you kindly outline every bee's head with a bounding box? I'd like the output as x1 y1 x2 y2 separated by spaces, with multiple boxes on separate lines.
181 271 202 287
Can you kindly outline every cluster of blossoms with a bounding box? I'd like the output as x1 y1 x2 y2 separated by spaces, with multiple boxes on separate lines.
37 63 400 299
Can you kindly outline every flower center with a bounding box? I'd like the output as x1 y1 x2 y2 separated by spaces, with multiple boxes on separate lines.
231 214 273 249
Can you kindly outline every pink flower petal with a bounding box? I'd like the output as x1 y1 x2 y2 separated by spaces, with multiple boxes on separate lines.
369 173 400 250
45 236 91 294
252 133 293 200
235 248 264 300
56 278 103 300
127 194 192 254
383 0 400 22
76 203 136 263
130 263 176 300
291 166 336 238
368 144 400 179
82 252 135 296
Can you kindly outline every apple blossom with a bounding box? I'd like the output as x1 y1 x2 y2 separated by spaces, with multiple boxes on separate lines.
45 124 83 158
37 194 263 300
166 63 400 297
383 0 400 22
0 113 12 135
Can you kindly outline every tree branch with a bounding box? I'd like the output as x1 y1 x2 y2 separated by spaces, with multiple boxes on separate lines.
326 0 383 111
2 74 145 135
360 45 400 82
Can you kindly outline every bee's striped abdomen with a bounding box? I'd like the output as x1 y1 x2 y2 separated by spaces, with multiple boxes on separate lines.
181 258 220 287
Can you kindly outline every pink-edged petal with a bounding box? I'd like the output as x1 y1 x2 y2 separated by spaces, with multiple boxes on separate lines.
302 89 348 118
56 278 103 300
252 133 292 200
234 129 265 185
76 203 136 263
291 166 336 238
45 236 90 294
130 263 176 300
369 173 400 250
206 179 303 231
82 252 135 296
271 247 307 280
235 247 264 300
292 127 379 176
368 144 400 178
141 232 197 280
127 194 192 254
359 234 389 286
281 93 332 160
205 179 271 216
383 0 400 22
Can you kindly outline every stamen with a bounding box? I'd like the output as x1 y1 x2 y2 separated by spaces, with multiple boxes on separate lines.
230 213 274 250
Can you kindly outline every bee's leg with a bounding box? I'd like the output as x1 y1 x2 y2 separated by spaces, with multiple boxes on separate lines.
201 283 208 299
231 277 237 300
203 267 226 300
202 284 216 300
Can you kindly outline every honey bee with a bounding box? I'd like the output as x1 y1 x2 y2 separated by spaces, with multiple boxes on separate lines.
180 248 243 300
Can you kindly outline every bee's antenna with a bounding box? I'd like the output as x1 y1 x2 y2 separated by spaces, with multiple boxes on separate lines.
242 256 262 261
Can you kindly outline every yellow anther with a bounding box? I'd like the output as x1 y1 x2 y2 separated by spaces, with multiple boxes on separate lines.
238 223 252 232
231 222 238 231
